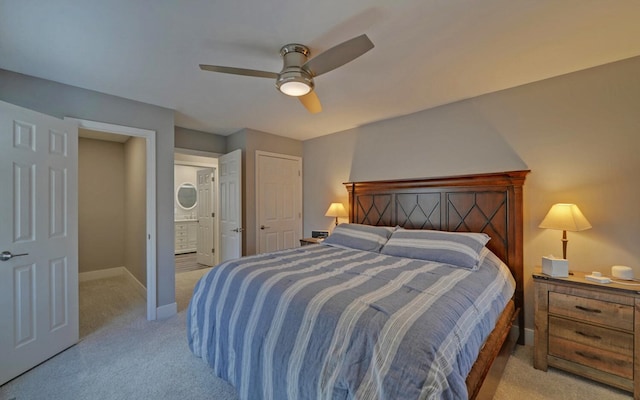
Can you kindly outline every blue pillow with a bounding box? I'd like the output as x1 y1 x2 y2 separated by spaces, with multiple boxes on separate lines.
380 228 490 270
322 223 394 252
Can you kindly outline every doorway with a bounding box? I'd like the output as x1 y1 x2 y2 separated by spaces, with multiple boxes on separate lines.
76 120 157 320
174 149 219 272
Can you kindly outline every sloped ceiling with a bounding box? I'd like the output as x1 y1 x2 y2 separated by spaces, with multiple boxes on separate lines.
1 1 639 140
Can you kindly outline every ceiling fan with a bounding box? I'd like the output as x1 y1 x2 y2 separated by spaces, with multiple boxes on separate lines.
199 34 374 114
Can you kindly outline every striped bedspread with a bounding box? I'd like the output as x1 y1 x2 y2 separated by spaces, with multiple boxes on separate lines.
187 244 515 400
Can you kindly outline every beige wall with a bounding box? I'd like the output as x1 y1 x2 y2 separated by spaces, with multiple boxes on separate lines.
302 56 640 335
124 137 147 285
78 138 125 272
78 137 147 285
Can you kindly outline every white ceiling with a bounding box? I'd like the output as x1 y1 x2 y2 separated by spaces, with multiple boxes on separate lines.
2 1 640 141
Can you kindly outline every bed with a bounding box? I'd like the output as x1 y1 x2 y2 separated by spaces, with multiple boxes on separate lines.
188 170 528 400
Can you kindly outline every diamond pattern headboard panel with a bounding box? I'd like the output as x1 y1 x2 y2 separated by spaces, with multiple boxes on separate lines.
345 170 529 343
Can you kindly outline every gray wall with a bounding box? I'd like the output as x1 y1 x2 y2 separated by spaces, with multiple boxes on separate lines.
175 126 226 154
303 56 640 333
78 138 125 273
7 52 637 333
0 69 177 310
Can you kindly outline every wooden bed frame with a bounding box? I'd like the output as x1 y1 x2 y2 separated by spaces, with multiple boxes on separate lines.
344 170 529 399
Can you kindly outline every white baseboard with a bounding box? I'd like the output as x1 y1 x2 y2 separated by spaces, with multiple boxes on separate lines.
511 325 534 346
524 327 534 346
79 266 176 320
79 266 125 281
79 266 179 319
79 266 147 300
121 267 147 299
156 302 177 319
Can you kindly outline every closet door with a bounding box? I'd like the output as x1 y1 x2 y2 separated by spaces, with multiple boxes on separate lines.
256 151 302 254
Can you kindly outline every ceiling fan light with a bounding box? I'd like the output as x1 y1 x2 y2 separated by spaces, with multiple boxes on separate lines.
280 81 311 96
276 69 314 97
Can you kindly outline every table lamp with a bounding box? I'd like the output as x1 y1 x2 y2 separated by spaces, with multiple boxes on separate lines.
538 203 591 259
325 202 347 226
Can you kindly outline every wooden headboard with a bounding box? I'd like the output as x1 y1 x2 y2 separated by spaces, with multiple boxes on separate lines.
344 170 529 344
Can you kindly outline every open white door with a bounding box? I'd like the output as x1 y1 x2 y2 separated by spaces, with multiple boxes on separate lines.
0 101 79 385
196 168 215 266
256 151 302 254
219 149 242 262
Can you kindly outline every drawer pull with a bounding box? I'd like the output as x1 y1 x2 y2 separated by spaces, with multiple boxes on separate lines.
575 351 601 361
575 330 601 340
575 305 602 314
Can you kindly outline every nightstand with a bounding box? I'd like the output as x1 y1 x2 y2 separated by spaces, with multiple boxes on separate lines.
533 270 640 398
299 237 323 246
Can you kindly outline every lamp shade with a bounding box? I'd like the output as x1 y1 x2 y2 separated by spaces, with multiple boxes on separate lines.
538 203 592 232
325 203 348 218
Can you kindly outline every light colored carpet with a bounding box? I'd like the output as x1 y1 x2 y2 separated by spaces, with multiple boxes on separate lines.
175 252 209 274
494 345 629 400
0 269 632 400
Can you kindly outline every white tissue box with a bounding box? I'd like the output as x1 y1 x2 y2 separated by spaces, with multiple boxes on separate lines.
542 256 569 277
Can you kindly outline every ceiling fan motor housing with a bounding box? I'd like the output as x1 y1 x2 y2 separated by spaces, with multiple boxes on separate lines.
199 34 372 111
276 44 314 96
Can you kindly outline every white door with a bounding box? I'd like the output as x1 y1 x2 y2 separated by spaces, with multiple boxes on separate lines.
196 168 215 266
257 151 302 254
0 101 79 385
219 149 242 262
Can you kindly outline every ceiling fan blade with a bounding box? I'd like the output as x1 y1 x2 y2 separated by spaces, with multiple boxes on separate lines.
298 91 322 114
303 34 374 77
199 64 278 79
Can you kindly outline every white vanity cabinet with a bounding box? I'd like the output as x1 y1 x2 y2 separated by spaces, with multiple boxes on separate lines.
175 220 197 254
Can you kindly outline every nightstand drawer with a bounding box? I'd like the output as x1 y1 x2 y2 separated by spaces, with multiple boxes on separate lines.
549 316 634 379
549 292 634 331
549 315 633 356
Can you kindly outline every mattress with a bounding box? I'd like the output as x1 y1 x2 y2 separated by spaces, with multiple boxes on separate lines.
187 243 515 400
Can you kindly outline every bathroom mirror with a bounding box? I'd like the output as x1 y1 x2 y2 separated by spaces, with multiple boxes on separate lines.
176 182 197 210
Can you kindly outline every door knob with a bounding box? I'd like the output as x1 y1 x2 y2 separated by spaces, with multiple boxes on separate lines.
232 228 245 232
1 251 29 262
260 225 271 230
